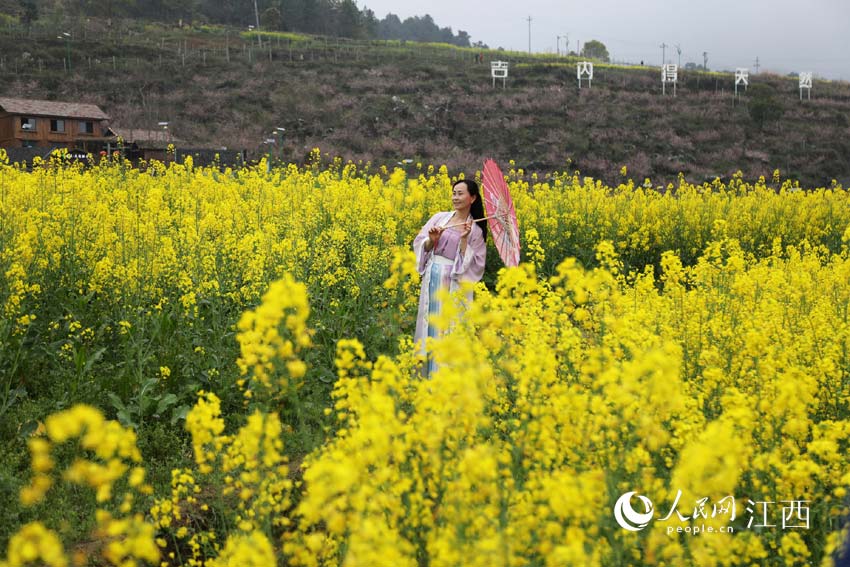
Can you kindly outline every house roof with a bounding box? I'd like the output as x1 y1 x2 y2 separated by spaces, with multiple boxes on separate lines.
109 127 173 144
0 97 110 120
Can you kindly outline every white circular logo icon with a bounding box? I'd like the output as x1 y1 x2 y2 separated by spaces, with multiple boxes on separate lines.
613 491 654 531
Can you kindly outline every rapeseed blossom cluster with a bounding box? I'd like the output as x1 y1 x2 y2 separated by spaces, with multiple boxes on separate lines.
284 239 850 566
4 157 850 566
235 275 311 399
8 405 158 567
382 247 420 319
151 364 295 566
4 156 846 343
0 522 67 567
206 531 276 567
0 157 447 344
220 410 293 532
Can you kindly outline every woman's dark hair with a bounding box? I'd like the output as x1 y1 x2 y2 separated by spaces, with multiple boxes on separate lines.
454 178 488 241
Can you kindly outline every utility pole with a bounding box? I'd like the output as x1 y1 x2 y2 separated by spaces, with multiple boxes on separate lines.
703 51 708 71
754 56 760 74
526 16 532 54
557 34 566 56
675 44 682 68
253 0 262 47
158 122 169 161
57 32 71 72
660 43 667 65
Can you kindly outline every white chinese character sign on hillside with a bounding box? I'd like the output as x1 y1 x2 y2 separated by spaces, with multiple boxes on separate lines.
662 64 678 96
735 68 749 96
799 72 812 101
577 61 594 89
491 61 509 88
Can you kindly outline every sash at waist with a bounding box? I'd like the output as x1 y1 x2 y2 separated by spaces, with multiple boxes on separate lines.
432 254 454 266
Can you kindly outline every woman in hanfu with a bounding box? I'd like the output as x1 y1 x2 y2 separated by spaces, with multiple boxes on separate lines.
413 178 488 377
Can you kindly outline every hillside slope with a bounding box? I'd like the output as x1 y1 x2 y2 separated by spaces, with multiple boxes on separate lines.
0 19 848 185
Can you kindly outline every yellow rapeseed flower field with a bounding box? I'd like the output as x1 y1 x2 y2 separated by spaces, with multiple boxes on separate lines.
2 148 850 566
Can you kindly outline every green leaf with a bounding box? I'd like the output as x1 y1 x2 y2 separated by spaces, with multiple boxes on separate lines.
116 409 136 428
171 405 191 425
17 419 39 439
156 393 178 415
83 347 107 374
107 392 126 412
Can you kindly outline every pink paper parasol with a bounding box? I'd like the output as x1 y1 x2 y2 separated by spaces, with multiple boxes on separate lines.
481 158 520 267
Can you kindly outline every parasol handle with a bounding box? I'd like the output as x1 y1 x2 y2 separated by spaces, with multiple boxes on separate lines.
442 213 508 230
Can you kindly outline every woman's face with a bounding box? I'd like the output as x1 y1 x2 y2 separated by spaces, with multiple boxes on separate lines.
451 182 476 211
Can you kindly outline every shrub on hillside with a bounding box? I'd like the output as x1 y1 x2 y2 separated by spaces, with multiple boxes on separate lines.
748 83 785 130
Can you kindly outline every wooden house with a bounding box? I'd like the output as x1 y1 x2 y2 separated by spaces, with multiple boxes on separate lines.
0 97 111 152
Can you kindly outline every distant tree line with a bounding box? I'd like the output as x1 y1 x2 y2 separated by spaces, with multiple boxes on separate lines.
3 0 474 46
375 13 478 47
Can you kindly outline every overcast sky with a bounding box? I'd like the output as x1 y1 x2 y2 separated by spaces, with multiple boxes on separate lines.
361 0 850 81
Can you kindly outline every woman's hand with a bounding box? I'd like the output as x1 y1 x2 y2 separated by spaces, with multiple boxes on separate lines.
459 220 472 256
426 226 444 251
